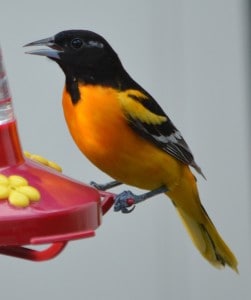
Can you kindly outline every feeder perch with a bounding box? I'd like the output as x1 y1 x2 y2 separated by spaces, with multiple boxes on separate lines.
0 46 114 261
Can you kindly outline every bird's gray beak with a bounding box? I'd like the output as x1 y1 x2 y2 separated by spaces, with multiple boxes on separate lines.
24 36 63 60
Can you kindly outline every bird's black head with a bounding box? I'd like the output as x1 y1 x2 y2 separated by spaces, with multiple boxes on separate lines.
25 30 128 87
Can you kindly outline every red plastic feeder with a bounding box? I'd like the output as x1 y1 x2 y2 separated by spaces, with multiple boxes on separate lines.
0 47 114 261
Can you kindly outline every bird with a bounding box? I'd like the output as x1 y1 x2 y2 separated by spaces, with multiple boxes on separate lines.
24 29 238 271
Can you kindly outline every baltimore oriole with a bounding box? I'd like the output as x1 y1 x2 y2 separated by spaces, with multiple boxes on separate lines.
25 30 238 271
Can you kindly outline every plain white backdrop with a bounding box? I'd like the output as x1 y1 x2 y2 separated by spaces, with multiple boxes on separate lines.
0 0 250 299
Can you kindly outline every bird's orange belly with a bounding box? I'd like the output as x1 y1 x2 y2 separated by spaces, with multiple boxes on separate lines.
62 85 182 190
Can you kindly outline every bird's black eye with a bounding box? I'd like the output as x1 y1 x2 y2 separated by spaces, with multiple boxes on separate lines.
70 38 84 49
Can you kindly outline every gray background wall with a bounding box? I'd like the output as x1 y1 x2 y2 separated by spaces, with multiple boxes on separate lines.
0 0 250 299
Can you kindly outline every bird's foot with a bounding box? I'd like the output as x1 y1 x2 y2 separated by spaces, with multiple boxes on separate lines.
114 185 168 214
114 190 137 213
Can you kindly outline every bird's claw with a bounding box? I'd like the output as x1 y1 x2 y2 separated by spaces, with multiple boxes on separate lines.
114 191 136 213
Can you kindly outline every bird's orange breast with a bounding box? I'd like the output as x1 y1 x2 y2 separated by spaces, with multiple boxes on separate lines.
62 84 182 190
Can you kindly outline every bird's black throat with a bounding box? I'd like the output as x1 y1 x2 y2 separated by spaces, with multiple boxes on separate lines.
65 76 81 104
65 65 143 105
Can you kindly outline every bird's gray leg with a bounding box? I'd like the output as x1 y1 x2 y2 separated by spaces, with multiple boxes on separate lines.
90 180 122 191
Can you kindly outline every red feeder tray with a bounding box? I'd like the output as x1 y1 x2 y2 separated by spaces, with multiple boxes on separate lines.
0 47 115 261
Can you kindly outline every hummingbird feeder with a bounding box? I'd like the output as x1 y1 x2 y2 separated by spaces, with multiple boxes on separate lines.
0 46 114 261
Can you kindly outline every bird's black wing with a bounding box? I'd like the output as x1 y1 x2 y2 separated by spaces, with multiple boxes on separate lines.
119 89 204 177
